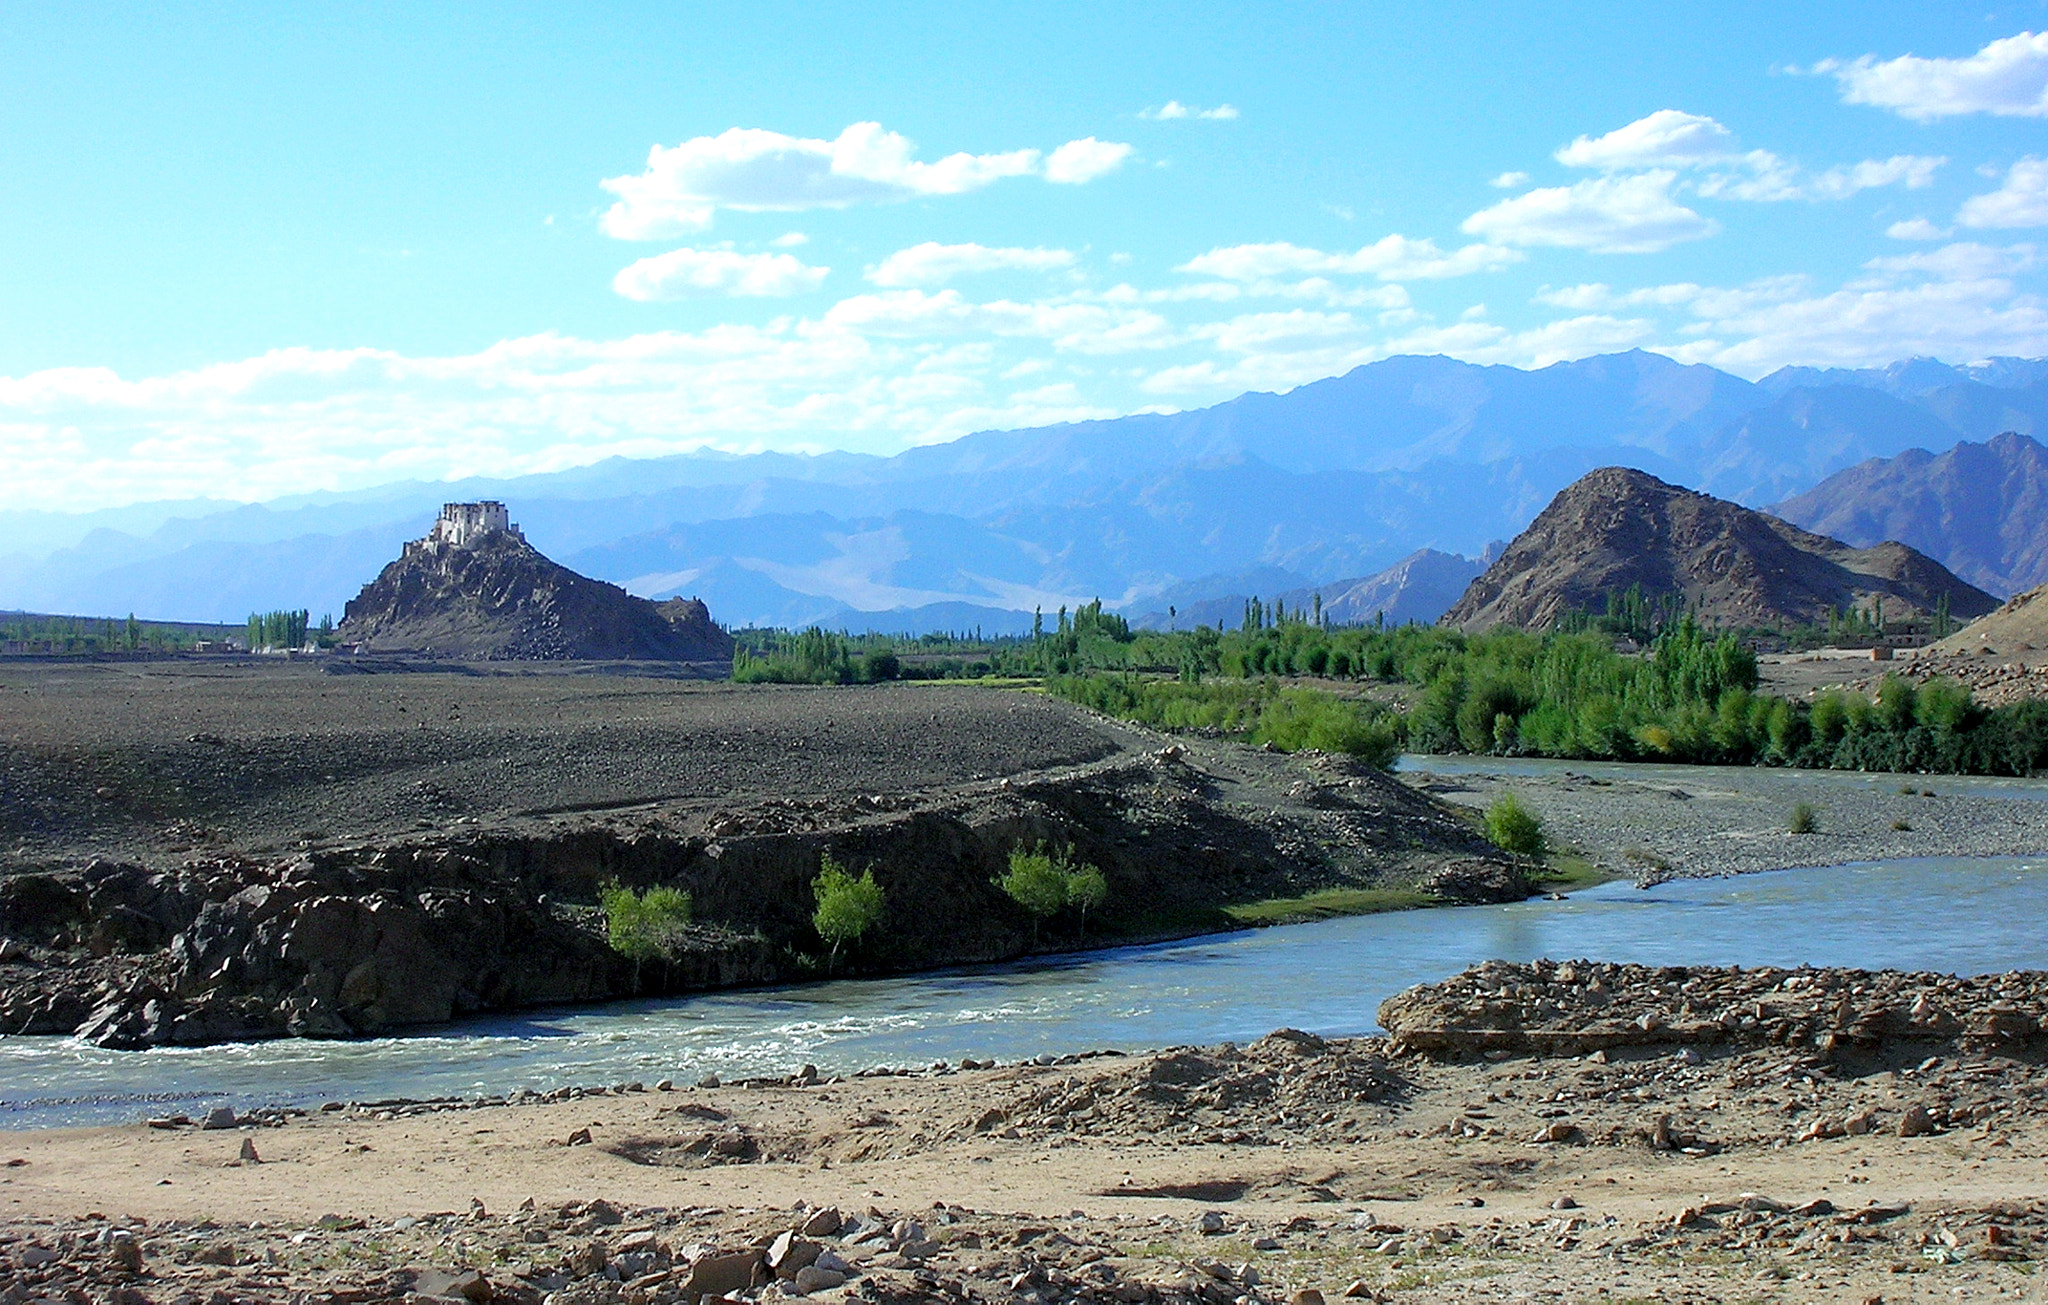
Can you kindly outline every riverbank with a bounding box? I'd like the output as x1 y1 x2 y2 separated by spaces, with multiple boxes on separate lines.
1402 756 2048 880
5 963 2044 1304
0 663 1517 1049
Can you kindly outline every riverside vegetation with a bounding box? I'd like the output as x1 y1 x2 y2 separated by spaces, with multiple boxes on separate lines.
736 602 2048 777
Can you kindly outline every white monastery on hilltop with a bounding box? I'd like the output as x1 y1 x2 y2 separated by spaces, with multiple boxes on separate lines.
409 501 525 554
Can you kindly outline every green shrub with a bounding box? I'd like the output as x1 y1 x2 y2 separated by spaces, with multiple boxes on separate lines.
1789 802 1819 835
1250 689 1402 767
812 855 885 969
1484 793 1545 860
602 884 694 966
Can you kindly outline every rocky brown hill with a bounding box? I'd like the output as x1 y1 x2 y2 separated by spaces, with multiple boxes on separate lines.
1773 431 2048 598
1933 581 2048 657
1442 466 1997 633
340 529 734 661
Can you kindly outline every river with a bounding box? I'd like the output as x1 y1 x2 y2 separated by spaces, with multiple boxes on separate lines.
3 852 2044 1131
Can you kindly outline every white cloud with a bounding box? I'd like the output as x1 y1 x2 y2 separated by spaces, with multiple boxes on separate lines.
868 242 1077 287
1044 137 1135 184
611 248 830 300
1178 234 1521 282
1196 309 1368 353
1862 241 2038 279
1140 101 1238 120
1959 157 2048 228
1886 218 1948 241
1489 171 1530 189
1551 110 1941 204
1684 275 2048 375
1556 110 1734 170
599 122 1128 238
1696 152 1945 202
769 232 810 247
818 289 1177 353
1532 282 1703 310
1822 31 2048 121
1810 155 1945 198
1462 172 1719 254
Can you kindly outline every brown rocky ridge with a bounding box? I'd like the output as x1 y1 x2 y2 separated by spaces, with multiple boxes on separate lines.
1441 466 1998 633
338 502 734 663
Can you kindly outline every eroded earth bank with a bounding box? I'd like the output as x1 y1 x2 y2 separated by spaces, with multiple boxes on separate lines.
4 963 2046 1304
0 662 1514 1048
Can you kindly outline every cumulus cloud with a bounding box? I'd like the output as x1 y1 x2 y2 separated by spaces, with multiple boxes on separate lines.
1549 110 1942 205
1556 109 1735 169
1886 218 1948 241
1959 157 2048 228
1684 276 2048 374
1463 172 1719 254
1821 31 2048 120
1863 241 2038 279
612 248 830 300
1140 101 1239 120
867 242 1077 287
1532 282 1704 310
599 122 1130 238
1178 234 1521 282
1489 171 1530 189
1044 137 1135 184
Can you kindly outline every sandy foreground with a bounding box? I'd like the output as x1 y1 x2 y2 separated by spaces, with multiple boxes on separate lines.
3 1021 2046 1305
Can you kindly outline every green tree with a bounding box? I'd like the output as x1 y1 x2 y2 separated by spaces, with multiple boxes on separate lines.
601 883 694 980
1484 793 1545 863
1064 862 1108 932
812 855 885 971
999 845 1072 943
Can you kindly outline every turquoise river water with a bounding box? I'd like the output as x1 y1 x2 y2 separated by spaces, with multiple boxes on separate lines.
3 848 2044 1130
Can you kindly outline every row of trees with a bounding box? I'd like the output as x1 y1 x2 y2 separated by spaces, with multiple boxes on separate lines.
1 612 230 654
602 842 1115 976
245 609 333 651
726 593 2048 776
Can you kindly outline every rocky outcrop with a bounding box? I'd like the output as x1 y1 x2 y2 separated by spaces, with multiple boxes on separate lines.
1442 467 1998 633
0 755 1515 1048
1379 959 2048 1061
339 529 733 662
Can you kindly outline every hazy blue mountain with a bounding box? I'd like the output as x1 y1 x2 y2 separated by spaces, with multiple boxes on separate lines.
10 349 2048 631
1757 356 2048 399
1130 549 1486 631
1771 432 2048 597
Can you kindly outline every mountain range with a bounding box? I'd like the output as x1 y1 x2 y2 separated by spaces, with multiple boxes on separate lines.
1773 431 2048 599
7 349 2048 631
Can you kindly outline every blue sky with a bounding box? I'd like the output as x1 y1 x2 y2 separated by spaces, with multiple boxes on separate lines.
7 2 2048 509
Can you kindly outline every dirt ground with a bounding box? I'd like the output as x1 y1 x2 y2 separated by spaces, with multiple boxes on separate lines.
3 1020 2045 1304
0 662 1131 868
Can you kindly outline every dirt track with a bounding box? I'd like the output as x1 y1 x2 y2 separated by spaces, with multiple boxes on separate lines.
0 661 1130 867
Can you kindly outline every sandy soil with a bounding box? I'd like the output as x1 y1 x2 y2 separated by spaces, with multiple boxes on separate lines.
3 1025 2045 1304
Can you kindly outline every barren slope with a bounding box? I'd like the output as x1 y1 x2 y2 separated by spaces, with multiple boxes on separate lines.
1443 466 1997 632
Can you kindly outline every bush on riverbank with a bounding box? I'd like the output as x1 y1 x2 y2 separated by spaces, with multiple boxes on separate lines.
1046 674 1401 766
601 884 693 965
